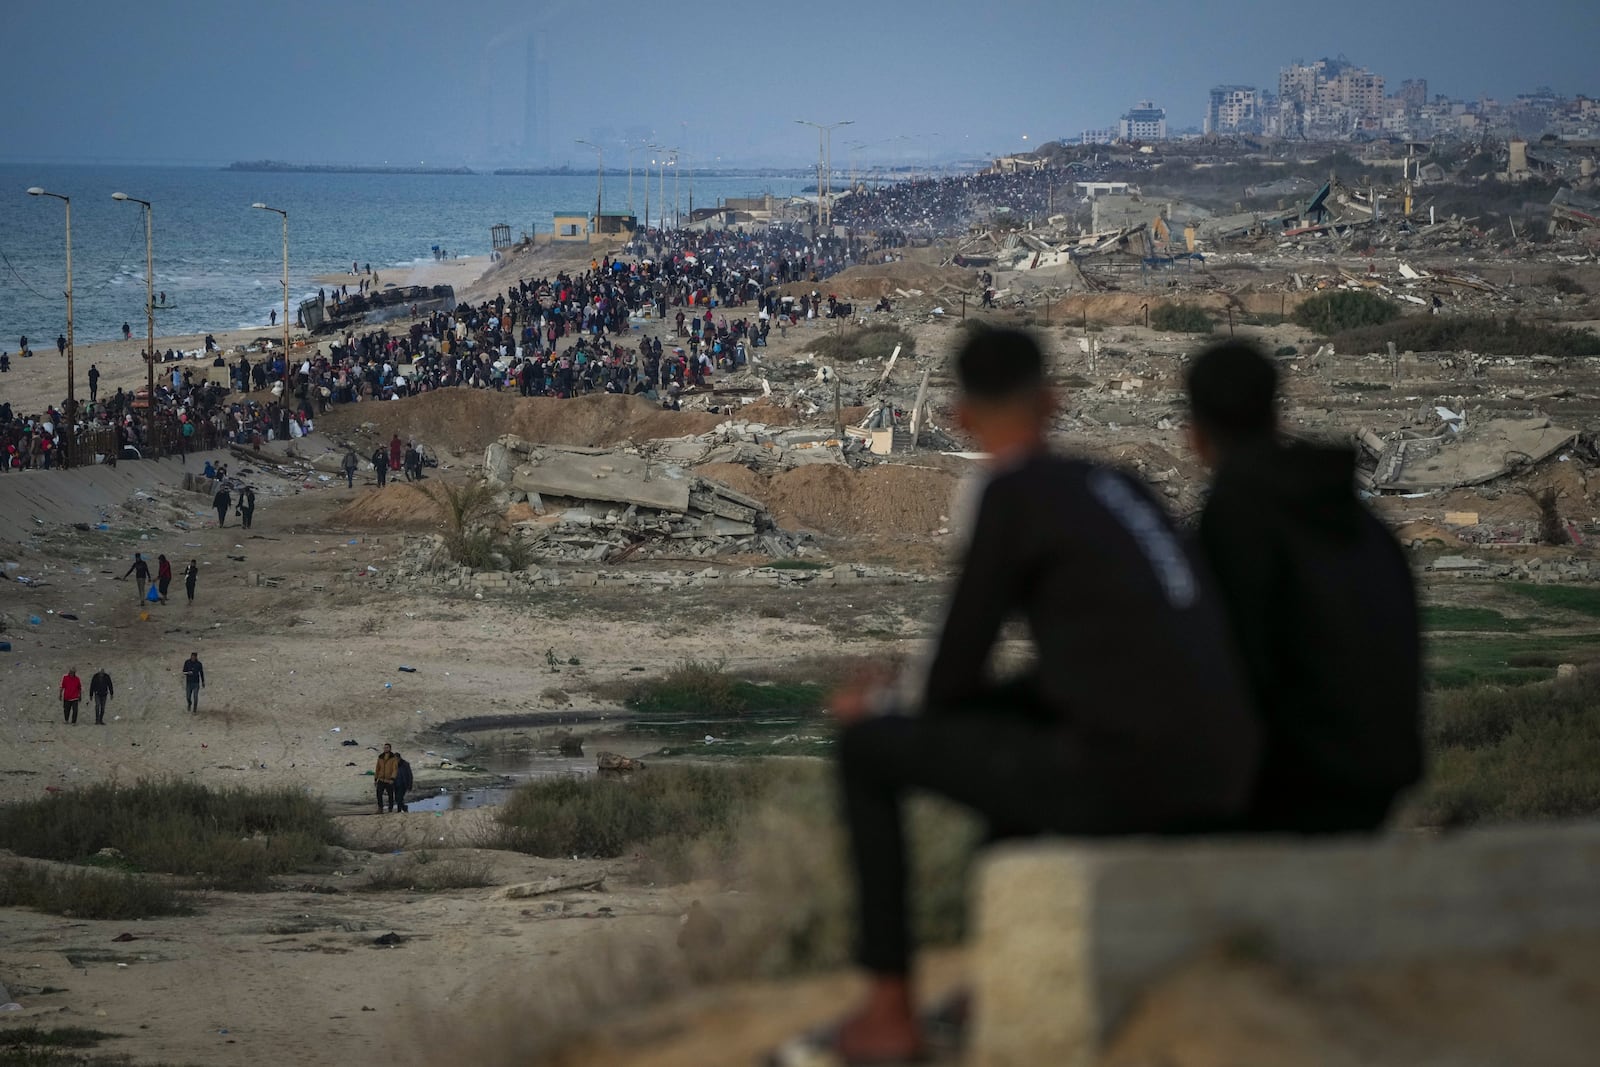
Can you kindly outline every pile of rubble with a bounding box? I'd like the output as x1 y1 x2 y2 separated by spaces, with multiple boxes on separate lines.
1357 415 1580 493
378 537 929 594
483 434 818 563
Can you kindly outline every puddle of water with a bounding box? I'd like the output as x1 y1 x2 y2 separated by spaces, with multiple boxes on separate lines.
407 720 831 812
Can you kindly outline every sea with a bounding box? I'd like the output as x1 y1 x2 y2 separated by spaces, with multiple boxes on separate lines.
0 164 809 348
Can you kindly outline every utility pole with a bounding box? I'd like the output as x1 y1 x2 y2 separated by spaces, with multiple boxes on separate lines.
575 140 603 225
796 119 853 233
112 192 156 450
251 203 291 398
26 187 76 462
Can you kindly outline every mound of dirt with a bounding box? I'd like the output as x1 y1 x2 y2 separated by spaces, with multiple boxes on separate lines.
783 262 978 301
1047 289 1314 326
320 392 752 454
691 462 962 539
332 484 443 529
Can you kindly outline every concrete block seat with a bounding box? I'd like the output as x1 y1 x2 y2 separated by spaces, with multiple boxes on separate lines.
969 823 1600 1066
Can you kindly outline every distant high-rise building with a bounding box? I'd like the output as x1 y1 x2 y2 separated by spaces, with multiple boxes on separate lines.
1119 100 1167 141
1399 78 1428 110
523 34 551 161
1206 85 1262 135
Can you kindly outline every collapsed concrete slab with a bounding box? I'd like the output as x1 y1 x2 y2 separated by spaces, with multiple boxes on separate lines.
1371 417 1578 492
509 448 692 513
971 823 1600 1067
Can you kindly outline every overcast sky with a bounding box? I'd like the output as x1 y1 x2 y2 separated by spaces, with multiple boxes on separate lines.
3 0 1596 167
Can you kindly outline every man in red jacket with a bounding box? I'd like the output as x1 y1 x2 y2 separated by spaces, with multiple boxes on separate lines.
60 667 82 724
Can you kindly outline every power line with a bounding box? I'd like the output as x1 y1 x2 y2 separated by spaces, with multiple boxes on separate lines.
0 244 51 300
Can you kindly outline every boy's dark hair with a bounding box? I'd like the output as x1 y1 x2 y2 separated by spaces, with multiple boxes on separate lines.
1186 341 1279 443
955 327 1045 401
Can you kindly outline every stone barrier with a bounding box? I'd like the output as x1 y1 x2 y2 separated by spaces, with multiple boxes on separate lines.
970 823 1600 1066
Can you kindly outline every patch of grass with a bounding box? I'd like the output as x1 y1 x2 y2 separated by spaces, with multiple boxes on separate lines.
611 659 825 717
1332 316 1600 358
496 763 789 870
1408 666 1600 826
1547 272 1585 295
1149 304 1214 333
1422 605 1528 632
1273 344 1298 357
359 851 495 892
0 1029 115 1051
766 559 825 570
0 781 337 891
1506 582 1600 618
0 863 194 919
808 324 915 364
1425 633 1600 690
1293 291 1400 335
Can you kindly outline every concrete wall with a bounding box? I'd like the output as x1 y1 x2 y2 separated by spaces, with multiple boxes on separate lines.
970 823 1600 1067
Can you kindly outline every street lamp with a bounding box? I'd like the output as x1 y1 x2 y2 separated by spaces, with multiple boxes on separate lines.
111 192 157 450
655 147 677 229
575 139 603 230
624 143 650 219
26 187 75 462
250 203 291 398
795 119 853 230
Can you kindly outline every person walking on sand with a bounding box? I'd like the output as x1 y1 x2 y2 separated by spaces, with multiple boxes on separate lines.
342 447 359 488
88 363 100 403
60 667 82 724
238 486 256 530
156 554 173 603
371 446 388 488
375 743 400 813
89 668 114 724
123 552 151 602
213 485 231 527
182 652 205 713
388 434 403 474
183 559 199 604
393 752 413 813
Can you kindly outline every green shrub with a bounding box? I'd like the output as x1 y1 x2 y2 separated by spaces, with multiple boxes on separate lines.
446 529 498 569
1292 291 1400 335
1547 273 1585 295
1409 667 1600 826
0 864 193 919
1273 344 1298 357
1332 316 1600 358
0 781 336 890
1149 304 1214 333
497 763 785 862
615 658 825 717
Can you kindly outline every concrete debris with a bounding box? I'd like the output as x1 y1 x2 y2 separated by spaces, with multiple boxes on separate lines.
1363 417 1578 493
478 435 817 563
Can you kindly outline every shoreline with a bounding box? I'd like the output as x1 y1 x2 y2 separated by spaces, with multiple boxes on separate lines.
1 255 495 416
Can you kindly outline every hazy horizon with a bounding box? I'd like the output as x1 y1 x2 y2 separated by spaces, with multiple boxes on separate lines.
3 0 1596 169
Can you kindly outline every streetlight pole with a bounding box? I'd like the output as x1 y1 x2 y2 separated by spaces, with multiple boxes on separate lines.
111 192 156 450
795 119 852 231
658 148 674 230
625 143 649 219
575 139 603 227
26 187 75 462
250 203 291 399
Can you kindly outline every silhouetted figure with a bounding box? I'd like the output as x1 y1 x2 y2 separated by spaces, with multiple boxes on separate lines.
828 328 1259 1063
1187 341 1422 833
